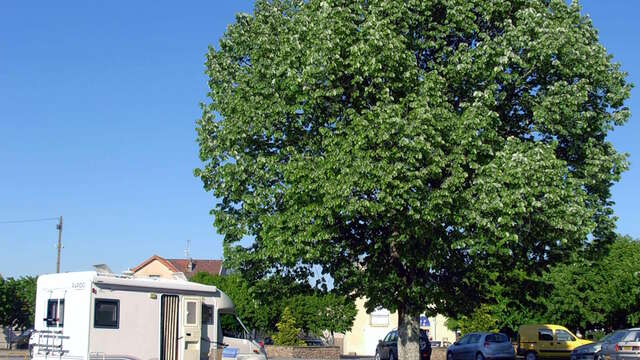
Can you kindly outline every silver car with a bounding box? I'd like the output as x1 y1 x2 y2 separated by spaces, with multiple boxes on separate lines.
614 328 640 360
447 333 515 360
571 330 629 360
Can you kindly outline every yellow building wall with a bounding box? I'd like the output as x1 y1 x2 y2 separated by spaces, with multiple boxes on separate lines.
342 298 457 356
343 298 398 356
132 259 175 279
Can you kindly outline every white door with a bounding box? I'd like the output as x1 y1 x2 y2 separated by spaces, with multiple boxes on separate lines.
183 297 202 360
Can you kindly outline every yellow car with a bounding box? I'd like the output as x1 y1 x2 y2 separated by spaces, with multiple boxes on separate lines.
517 325 592 360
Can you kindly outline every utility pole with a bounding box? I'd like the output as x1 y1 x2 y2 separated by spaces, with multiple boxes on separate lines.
56 216 63 273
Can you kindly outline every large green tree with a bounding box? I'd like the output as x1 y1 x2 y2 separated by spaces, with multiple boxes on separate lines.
196 1 631 358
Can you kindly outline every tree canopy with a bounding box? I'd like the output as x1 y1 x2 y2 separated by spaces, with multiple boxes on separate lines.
196 0 631 358
0 276 37 329
543 235 640 332
447 235 640 336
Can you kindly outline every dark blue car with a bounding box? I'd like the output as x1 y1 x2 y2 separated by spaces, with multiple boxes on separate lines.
375 329 432 360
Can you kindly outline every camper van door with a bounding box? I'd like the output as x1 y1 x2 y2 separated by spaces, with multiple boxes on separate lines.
183 297 202 360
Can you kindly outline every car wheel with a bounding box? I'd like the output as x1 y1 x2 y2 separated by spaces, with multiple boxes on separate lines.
375 351 381 360
477 353 485 360
390 351 395 360
526 352 537 360
447 352 454 360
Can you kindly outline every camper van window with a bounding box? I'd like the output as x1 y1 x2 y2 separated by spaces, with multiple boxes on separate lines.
46 299 64 327
186 301 197 325
202 305 214 325
94 299 119 329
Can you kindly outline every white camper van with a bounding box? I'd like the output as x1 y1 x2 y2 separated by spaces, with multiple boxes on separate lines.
30 271 266 360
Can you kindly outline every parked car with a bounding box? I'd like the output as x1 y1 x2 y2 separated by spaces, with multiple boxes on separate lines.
432 341 443 348
613 328 640 360
13 329 34 349
447 332 515 360
302 336 326 347
518 325 592 360
375 329 432 360
571 330 630 360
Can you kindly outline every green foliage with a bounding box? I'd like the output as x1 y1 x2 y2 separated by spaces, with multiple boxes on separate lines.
0 276 37 329
448 235 640 335
190 272 271 332
543 235 640 331
196 0 631 355
272 307 305 346
287 293 357 335
456 305 500 335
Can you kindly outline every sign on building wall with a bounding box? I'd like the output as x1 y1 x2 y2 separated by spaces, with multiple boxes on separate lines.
419 315 431 328
370 308 390 326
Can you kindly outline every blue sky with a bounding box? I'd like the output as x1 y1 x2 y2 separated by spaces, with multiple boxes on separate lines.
0 1 638 278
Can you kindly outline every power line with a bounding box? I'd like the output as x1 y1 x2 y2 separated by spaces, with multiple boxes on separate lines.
0 217 59 224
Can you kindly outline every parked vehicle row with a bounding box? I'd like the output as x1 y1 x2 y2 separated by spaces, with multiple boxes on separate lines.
571 328 640 360
372 322 638 360
514 324 640 360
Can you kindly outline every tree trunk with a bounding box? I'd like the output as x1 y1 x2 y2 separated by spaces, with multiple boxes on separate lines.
397 305 421 360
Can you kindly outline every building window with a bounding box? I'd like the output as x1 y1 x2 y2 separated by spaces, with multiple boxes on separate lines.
94 299 119 329
46 299 64 327
370 308 390 326
202 305 214 325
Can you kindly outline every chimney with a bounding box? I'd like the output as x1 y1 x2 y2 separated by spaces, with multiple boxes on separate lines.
188 258 194 272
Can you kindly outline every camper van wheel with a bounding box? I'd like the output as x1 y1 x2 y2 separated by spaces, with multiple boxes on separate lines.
477 353 485 360
526 352 537 360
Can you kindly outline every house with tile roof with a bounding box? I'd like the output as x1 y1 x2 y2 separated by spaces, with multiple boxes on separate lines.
130 254 225 279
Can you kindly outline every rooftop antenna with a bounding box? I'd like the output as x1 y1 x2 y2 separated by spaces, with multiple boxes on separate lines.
184 239 191 258
185 240 195 272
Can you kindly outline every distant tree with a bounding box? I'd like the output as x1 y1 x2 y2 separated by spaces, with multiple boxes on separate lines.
272 307 305 346
0 276 37 329
196 1 631 358
190 272 270 332
544 235 640 332
455 305 500 335
448 235 640 335
316 293 357 337
287 293 357 338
